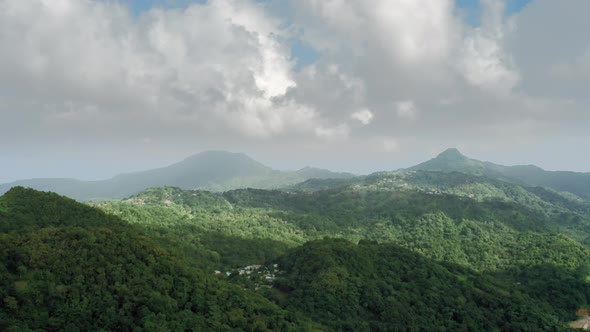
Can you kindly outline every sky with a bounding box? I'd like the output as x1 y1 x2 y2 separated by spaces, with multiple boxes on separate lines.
1 0 589 183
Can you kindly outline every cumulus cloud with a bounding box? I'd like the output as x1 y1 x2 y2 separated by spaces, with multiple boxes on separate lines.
456 0 520 96
1 0 589 180
396 101 418 120
350 109 374 125
293 0 456 65
0 0 317 141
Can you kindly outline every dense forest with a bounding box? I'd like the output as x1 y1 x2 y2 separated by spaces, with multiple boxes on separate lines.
2 154 590 330
98 177 590 273
0 188 317 331
273 238 590 331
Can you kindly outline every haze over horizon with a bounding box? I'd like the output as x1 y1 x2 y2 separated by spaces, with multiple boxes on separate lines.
1 0 589 183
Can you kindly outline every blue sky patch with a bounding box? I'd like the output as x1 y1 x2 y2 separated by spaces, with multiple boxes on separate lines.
291 39 320 71
128 0 206 15
455 0 532 26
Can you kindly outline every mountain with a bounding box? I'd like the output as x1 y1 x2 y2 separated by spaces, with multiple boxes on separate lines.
411 148 489 173
4 148 588 201
0 151 354 201
287 148 590 201
411 148 590 200
0 187 317 331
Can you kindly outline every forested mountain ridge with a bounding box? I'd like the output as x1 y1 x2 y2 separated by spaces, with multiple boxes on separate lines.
411 148 590 200
289 169 590 221
286 148 590 206
2 148 588 201
4 187 589 330
98 183 590 273
0 151 354 201
3 180 590 329
0 187 319 331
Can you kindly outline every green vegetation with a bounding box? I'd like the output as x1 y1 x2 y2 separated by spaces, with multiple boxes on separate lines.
272 238 589 331
3 148 590 330
222 183 590 271
94 173 590 273
97 187 307 270
0 187 317 331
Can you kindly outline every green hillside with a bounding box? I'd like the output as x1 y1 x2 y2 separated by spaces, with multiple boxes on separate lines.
94 185 590 331
97 180 590 274
0 187 317 331
5 148 589 330
272 238 589 331
3 179 590 330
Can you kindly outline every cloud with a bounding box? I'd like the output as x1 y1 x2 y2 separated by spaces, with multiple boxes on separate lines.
0 0 317 141
456 0 520 96
1 0 590 180
286 0 589 142
507 0 590 99
350 109 374 125
292 0 456 65
396 101 418 120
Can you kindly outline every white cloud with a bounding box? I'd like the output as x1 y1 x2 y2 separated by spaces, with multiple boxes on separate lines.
396 101 418 119
0 0 311 140
371 0 455 66
350 108 374 125
457 0 520 96
1 0 590 178
294 0 456 65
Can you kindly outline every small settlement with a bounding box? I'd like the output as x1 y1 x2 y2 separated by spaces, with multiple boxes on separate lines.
215 264 281 291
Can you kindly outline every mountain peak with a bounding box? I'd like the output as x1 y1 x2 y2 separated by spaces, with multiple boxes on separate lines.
409 148 473 173
436 148 467 160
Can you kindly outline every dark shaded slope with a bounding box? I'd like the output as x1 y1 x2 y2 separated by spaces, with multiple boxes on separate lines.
271 238 588 331
0 187 316 331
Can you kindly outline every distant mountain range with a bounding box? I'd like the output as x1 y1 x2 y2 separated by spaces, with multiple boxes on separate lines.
0 151 354 201
411 148 590 200
2 148 589 201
